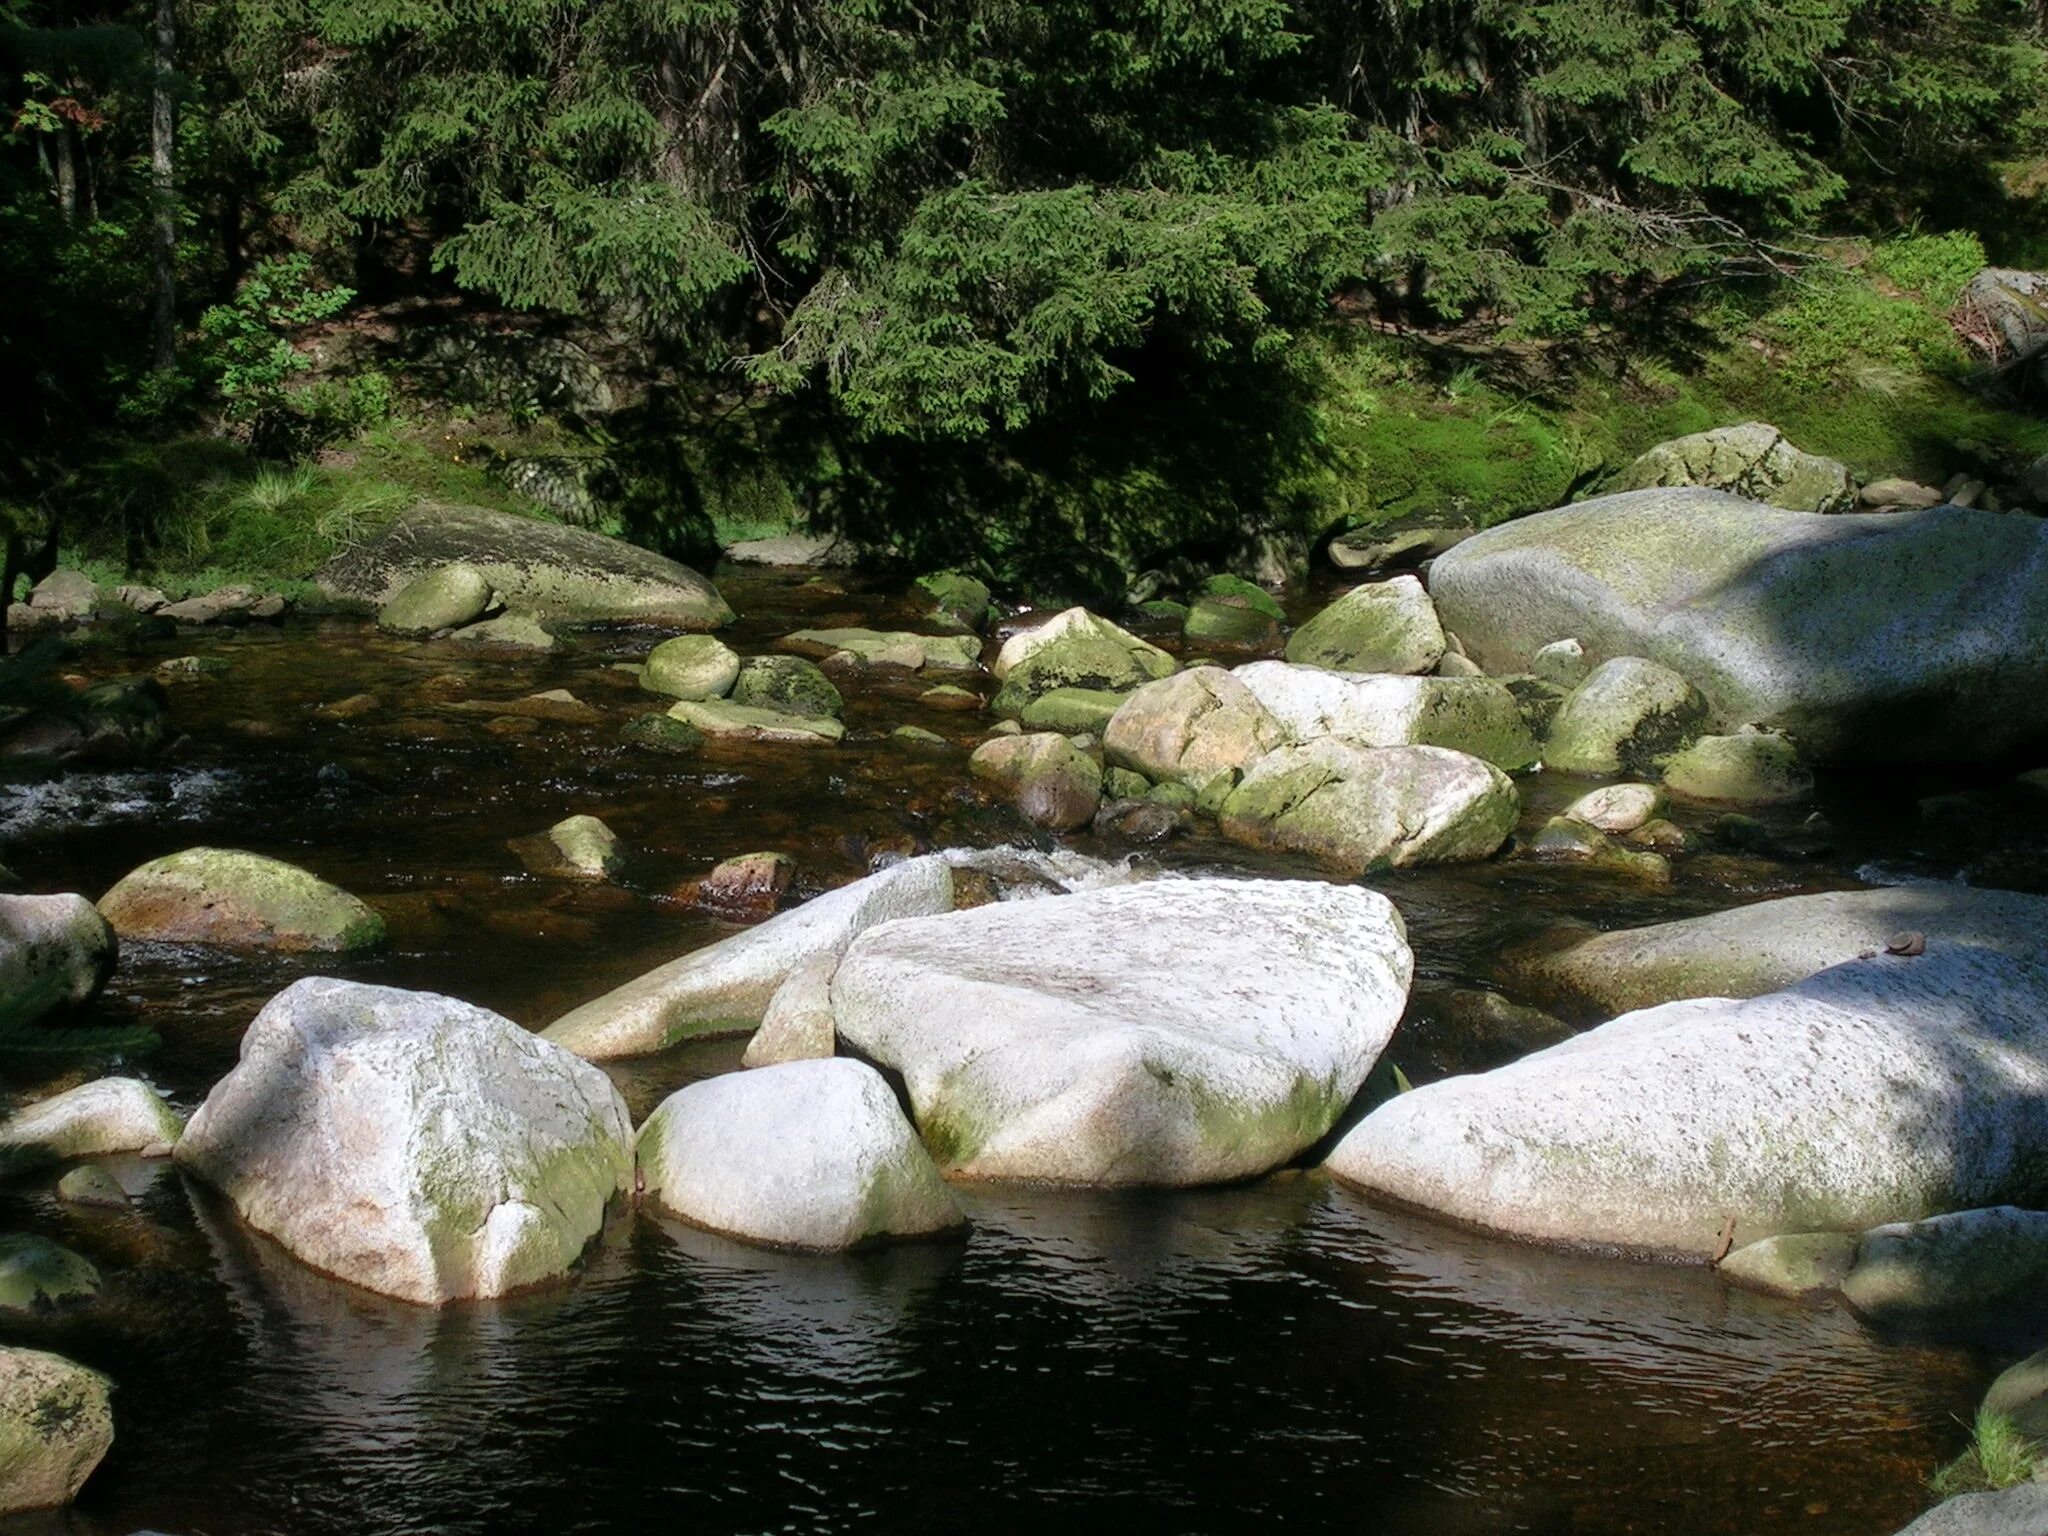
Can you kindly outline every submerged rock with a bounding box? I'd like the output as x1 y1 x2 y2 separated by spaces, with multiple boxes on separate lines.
1217 739 1517 872
678 852 796 921
1524 817 1671 882
54 1164 128 1208
639 635 740 701
636 1058 963 1250
780 628 982 673
1718 1231 1859 1299
0 1077 182 1167
1432 488 2048 761
1233 662 1539 770
0 1347 112 1513
376 563 495 635
319 503 734 627
832 878 1413 1185
1283 575 1446 675
1509 884 2048 1017
176 977 633 1304
99 848 384 954
544 856 958 1059
1544 657 1708 775
1182 594 1280 651
730 654 843 720
448 612 556 652
1610 422 1854 513
968 733 1103 831
666 698 844 745
1327 944 2048 1258
0 894 116 1031
1103 668 1285 794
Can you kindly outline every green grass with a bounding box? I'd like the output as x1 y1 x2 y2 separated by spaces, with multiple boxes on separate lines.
1930 1410 2043 1499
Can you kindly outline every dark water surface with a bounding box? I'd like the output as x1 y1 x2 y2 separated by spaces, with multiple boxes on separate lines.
0 567 2027 1536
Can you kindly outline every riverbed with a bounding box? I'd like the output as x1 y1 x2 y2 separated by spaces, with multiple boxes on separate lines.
0 565 2028 1536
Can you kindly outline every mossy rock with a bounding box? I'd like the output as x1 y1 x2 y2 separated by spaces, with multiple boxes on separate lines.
640 635 741 701
377 563 495 635
1183 594 1281 650
1545 658 1708 775
0 1236 99 1311
730 655 843 720
619 712 705 754
1660 732 1812 805
914 571 994 632
1199 574 1285 621
1284 575 1445 675
97 847 385 954
1018 687 1127 735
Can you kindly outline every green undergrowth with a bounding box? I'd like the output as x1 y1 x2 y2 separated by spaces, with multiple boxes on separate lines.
1930 1410 2043 1499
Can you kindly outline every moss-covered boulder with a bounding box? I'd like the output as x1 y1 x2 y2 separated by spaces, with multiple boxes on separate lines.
1719 1232 1859 1299
0 1348 112 1514
0 1237 99 1312
509 814 622 880
1839 1206 2048 1328
968 732 1103 831
1218 739 1518 872
913 571 994 632
448 612 556 652
0 895 115 1032
640 635 741 701
990 607 1175 715
1183 594 1280 651
1233 661 1539 770
832 878 1412 1185
1524 816 1671 882
1328 943 2048 1258
1102 667 1284 795
619 712 705 754
1431 488 2048 762
666 699 844 745
1019 687 1127 735
1508 884 2048 1018
731 654 843 720
98 848 385 954
1660 731 1812 804
636 1058 963 1250
176 977 633 1304
1610 422 1854 513
1283 575 1445 675
376 563 495 635
0 1078 181 1167
1545 657 1707 775
318 503 733 628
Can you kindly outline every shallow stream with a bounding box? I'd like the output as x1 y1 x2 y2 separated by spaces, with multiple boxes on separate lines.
0 566 2036 1536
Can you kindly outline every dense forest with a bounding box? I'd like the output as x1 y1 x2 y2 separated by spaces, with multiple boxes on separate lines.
4 0 2047 594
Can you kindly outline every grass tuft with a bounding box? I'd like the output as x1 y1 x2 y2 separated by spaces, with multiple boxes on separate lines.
1930 1410 2043 1499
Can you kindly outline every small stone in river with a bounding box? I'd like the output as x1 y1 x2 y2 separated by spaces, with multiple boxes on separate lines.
1531 638 1589 689
315 692 379 721
731 654 843 720
449 612 556 652
890 725 946 746
677 852 795 921
1525 816 1672 882
968 732 1102 831
920 685 983 712
98 848 385 953
619 712 704 755
1563 782 1666 835
485 715 540 736
55 1165 127 1209
510 815 623 880
1093 797 1189 842
640 635 741 701
153 655 227 684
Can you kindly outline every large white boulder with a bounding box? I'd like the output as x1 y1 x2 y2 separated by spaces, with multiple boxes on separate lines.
1216 739 1517 872
0 894 115 1031
1510 884 2048 1016
636 1059 963 1250
1232 661 1538 769
1327 944 2048 1258
1102 668 1286 792
1428 488 2048 760
177 978 633 1304
543 855 957 1060
832 878 1412 1185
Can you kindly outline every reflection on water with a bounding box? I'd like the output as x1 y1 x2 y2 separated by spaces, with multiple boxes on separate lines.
0 566 2026 1535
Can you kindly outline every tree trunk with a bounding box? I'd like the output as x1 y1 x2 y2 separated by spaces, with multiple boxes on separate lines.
150 0 177 371
52 127 78 223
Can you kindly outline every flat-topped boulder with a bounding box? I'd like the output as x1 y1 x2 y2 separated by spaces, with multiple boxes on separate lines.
1510 884 2048 1017
318 504 733 628
779 628 982 672
177 978 633 1303
1233 662 1538 769
666 699 844 745
1327 944 2048 1258
636 1058 963 1250
98 848 385 954
1429 489 2048 761
1217 739 1517 872
831 878 1412 1185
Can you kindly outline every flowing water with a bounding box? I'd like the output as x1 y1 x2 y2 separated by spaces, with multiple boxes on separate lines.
0 566 2034 1536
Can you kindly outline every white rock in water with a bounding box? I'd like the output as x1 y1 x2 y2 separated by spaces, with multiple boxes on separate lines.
1232 661 1538 769
636 1059 963 1250
833 878 1412 1186
1328 944 2048 1258
544 856 958 1060
176 978 632 1304
1429 488 2048 761
0 894 116 1031
0 1078 182 1165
